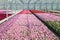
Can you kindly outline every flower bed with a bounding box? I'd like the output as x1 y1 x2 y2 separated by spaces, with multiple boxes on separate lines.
35 13 60 36
0 10 12 20
30 10 46 13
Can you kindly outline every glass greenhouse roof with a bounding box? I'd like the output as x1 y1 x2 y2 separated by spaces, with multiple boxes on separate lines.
0 0 60 10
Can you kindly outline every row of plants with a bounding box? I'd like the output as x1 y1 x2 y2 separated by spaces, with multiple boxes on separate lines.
34 13 60 36
45 21 60 36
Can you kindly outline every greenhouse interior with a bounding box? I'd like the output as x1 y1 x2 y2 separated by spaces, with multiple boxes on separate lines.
0 0 60 40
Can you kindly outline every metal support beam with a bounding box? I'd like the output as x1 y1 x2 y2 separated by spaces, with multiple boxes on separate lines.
45 3 48 11
28 0 31 10
56 3 59 10
5 0 8 18
19 0 24 9
15 0 17 13
51 2 54 10
39 3 41 10
34 0 41 10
